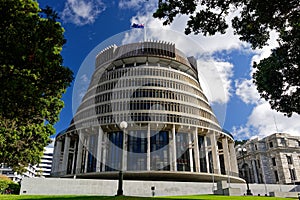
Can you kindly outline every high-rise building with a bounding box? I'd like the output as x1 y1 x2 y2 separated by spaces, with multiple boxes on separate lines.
0 146 53 182
51 41 243 183
0 164 36 183
36 146 54 177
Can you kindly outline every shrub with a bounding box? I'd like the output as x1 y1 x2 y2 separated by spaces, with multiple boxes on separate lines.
0 179 9 194
0 175 20 194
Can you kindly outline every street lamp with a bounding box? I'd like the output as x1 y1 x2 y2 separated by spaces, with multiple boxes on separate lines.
116 121 128 196
238 147 252 195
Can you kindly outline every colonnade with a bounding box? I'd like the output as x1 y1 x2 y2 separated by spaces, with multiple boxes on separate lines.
52 124 238 179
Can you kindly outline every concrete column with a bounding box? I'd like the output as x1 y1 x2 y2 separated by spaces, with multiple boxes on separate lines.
210 132 220 174
193 128 200 173
147 123 151 171
122 129 128 171
172 124 177 171
62 135 70 174
84 135 90 173
52 139 62 175
222 137 231 175
229 142 238 174
76 130 83 174
169 130 173 171
204 136 210 173
96 127 103 172
71 138 77 174
102 132 107 172
188 133 194 172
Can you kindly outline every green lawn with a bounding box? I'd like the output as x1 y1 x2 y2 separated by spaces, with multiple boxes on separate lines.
0 195 296 200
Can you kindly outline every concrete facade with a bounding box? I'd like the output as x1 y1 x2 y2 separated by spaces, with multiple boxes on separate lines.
52 41 242 183
236 133 300 185
20 177 299 197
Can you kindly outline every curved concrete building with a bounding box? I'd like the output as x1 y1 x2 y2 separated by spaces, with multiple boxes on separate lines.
52 41 244 183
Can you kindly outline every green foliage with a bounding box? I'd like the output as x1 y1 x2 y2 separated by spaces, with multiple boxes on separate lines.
8 182 20 194
0 179 9 194
0 175 19 194
153 0 300 116
234 140 248 146
0 0 73 172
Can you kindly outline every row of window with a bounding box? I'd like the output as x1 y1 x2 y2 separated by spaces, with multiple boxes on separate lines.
95 78 200 96
272 155 294 166
269 139 300 148
92 66 199 90
74 113 221 133
245 138 300 152
74 100 218 126
78 87 210 115
92 78 205 100
98 88 207 107
93 113 218 129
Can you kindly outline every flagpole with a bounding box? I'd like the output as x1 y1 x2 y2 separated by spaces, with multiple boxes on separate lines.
144 24 146 41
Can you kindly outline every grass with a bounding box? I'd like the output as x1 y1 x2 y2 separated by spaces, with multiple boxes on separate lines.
0 195 296 200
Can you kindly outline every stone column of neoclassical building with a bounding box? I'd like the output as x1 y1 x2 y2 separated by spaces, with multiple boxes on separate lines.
51 41 244 183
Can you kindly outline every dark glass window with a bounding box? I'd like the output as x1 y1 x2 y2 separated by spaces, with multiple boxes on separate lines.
87 135 97 173
269 142 273 148
274 170 279 182
198 136 207 173
176 132 190 172
106 131 123 171
150 131 169 170
219 154 226 175
127 130 147 171
289 168 297 180
208 151 213 173
272 157 276 166
287 155 293 164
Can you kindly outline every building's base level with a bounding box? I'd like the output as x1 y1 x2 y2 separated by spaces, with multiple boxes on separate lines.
61 171 244 183
20 177 298 197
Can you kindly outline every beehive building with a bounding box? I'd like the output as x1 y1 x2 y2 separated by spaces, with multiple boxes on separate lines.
51 41 243 183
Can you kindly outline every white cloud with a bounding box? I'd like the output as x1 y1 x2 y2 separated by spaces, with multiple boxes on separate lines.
250 31 279 75
46 138 55 149
231 29 294 140
119 0 150 10
235 79 261 104
120 1 300 141
62 0 106 26
78 74 89 98
198 59 234 104
232 101 300 140
80 74 89 83
120 1 246 105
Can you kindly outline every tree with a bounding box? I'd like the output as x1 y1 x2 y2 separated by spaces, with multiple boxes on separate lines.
153 0 300 116
0 0 73 172
234 140 248 147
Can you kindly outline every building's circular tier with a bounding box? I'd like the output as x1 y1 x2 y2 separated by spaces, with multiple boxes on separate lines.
52 41 243 183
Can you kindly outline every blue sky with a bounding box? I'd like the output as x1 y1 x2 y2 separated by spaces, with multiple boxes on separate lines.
37 0 300 140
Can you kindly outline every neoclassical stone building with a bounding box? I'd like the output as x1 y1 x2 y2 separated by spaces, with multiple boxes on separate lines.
51 41 244 183
236 133 300 184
